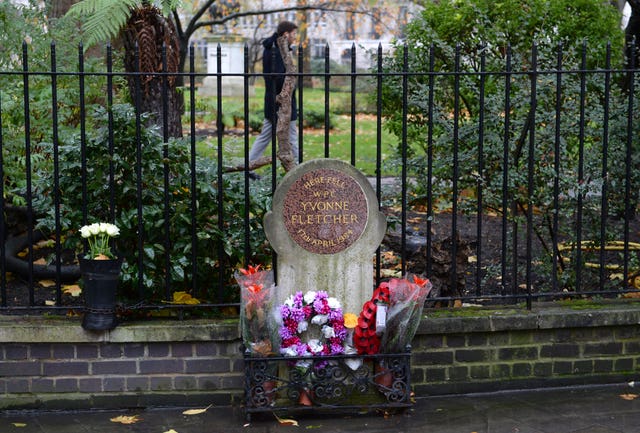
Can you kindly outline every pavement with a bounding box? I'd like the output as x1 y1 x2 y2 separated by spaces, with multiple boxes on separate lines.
2 384 640 433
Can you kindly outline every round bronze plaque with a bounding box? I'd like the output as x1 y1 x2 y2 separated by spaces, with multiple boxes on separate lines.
282 168 368 254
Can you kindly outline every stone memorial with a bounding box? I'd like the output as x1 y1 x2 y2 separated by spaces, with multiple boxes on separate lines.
264 158 386 316
199 35 248 97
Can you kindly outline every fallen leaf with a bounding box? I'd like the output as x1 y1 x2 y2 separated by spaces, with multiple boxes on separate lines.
619 393 638 400
38 279 56 287
34 258 48 265
380 268 401 278
243 423 251 427
468 255 477 263
12 423 27 427
45 300 56 306
35 239 54 249
182 404 212 415
63 284 82 297
629 381 635 388
274 413 299 426
163 430 179 433
110 414 141 424
162 291 201 305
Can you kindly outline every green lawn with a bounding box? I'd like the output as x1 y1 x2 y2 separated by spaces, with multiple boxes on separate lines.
185 86 398 177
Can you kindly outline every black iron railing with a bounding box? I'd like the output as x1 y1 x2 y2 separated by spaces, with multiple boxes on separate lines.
0 40 639 315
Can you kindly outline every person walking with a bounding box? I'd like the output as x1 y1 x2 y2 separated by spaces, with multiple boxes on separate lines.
248 21 299 178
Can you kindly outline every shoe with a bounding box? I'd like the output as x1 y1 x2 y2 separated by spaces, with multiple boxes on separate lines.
248 171 262 180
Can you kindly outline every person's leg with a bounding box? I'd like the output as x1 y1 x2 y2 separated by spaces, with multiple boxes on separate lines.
289 121 299 163
248 118 274 162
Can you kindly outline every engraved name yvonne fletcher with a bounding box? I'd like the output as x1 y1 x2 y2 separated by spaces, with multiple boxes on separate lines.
282 169 368 254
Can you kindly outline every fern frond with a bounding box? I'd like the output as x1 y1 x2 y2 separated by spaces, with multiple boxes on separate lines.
66 0 140 48
158 0 182 16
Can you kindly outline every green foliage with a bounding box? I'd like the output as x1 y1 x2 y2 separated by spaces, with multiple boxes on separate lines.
32 104 272 303
379 0 637 291
65 0 181 49
303 108 336 129
0 0 112 206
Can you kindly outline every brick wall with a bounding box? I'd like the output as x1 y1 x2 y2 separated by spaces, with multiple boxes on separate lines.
2 301 639 410
412 302 640 395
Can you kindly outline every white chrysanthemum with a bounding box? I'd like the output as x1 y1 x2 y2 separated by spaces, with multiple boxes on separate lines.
303 291 317 304
321 325 335 339
327 297 341 309
284 296 294 307
307 339 324 354
280 346 297 357
311 314 328 325
297 320 308 333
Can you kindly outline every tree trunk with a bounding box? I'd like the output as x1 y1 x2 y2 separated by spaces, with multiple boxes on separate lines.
123 5 183 138
275 35 297 172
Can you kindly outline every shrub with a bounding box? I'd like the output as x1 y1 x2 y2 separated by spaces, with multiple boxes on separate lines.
32 103 272 303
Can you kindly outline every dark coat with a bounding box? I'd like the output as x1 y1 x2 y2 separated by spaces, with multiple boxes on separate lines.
262 32 297 122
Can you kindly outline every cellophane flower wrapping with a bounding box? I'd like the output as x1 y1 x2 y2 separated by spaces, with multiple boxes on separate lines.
235 266 277 356
379 275 432 353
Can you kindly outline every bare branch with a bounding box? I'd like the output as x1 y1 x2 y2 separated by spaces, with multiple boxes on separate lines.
223 155 273 173
191 4 377 35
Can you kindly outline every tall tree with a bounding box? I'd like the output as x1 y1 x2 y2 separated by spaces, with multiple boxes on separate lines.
66 0 404 136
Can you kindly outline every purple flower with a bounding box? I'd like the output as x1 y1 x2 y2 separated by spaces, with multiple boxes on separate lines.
296 343 310 356
328 308 343 322
280 326 294 340
290 307 306 322
330 342 345 355
292 291 304 307
280 304 292 319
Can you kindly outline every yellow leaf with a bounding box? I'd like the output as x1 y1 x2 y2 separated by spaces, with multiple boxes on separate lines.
17 249 28 258
274 413 299 426
45 300 56 306
620 393 639 400
12 423 27 427
110 415 141 424
63 285 82 297
182 404 212 415
163 430 179 433
610 273 624 281
166 291 200 305
468 255 477 263
39 279 56 288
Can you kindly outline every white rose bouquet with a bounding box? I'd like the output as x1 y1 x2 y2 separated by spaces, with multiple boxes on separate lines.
79 222 120 260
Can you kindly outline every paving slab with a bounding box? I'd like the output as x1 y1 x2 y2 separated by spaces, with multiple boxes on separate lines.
1 384 639 433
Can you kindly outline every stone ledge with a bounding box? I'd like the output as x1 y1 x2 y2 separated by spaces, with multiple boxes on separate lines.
2 300 640 344
0 316 240 343
420 300 640 335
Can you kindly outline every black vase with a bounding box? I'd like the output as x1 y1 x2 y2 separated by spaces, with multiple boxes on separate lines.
79 257 123 331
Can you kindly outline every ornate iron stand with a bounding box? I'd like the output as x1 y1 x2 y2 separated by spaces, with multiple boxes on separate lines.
243 348 412 420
